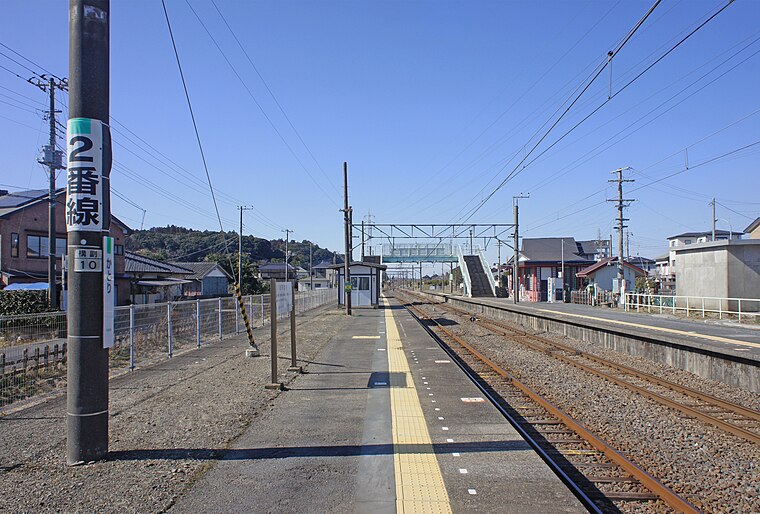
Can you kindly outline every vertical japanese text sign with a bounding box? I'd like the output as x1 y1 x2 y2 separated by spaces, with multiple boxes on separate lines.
66 118 109 232
103 236 115 348
276 281 293 314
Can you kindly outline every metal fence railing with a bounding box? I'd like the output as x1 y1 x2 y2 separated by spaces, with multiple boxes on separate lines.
571 290 616 307
624 293 760 322
0 288 334 407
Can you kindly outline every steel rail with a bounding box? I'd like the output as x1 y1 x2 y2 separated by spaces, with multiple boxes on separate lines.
398 292 698 513
424 297 760 446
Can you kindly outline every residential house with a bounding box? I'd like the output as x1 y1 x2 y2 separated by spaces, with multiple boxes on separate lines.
0 188 130 305
312 259 337 287
625 256 656 275
510 237 595 302
576 257 645 293
576 239 612 260
259 262 296 281
169 261 231 298
125 252 193 304
745 217 760 239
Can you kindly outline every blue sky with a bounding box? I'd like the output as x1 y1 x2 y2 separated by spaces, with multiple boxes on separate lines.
1 0 758 266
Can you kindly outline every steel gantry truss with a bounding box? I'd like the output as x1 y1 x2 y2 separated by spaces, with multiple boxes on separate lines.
351 223 516 263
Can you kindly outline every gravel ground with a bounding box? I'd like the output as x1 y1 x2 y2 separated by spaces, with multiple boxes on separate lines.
0 305 351 513
416 300 760 514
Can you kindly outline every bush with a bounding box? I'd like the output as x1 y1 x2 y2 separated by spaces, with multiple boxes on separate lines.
0 290 52 316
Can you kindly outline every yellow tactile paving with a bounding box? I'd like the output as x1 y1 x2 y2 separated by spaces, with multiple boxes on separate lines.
533 307 760 349
383 298 452 514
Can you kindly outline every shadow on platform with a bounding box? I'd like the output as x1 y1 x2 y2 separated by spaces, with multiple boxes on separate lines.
108 440 531 462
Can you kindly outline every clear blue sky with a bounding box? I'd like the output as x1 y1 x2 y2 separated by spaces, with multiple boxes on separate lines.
1 0 758 266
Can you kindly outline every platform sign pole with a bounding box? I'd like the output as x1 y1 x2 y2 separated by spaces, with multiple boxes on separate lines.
265 278 281 389
287 283 301 372
66 0 111 466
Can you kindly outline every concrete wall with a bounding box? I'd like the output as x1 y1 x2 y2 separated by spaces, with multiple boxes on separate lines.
676 240 760 312
587 265 637 291
416 291 759 393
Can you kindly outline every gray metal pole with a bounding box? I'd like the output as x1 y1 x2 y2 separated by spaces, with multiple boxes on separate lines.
711 198 716 241
309 243 313 291
343 162 352 315
66 0 110 465
513 202 519 303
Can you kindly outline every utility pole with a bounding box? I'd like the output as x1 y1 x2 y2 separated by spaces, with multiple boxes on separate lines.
711 198 716 241
342 162 352 315
30 75 67 310
282 229 292 282
608 167 634 303
238 206 254 292
309 242 313 291
66 0 111 465
512 194 529 304
496 239 501 288
469 228 473 254
361 220 365 262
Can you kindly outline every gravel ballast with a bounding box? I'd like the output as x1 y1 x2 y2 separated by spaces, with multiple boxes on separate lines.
0 306 351 513
413 298 760 513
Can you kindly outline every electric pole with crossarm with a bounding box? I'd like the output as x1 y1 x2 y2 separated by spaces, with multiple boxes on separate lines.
608 167 634 305
29 75 67 310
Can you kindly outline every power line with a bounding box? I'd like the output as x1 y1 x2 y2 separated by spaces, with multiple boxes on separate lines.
161 0 238 283
454 0 663 222
182 0 341 206
209 0 340 196
458 0 736 223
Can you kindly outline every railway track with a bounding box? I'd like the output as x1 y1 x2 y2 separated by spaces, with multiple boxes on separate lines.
394 290 700 514
405 291 760 446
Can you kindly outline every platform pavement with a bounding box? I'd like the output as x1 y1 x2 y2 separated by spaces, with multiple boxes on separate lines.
437 293 760 363
171 298 585 513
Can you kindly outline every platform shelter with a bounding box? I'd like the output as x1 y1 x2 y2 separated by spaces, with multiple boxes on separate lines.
331 262 386 308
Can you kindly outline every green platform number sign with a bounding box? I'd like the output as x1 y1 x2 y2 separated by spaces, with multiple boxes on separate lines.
344 280 352 293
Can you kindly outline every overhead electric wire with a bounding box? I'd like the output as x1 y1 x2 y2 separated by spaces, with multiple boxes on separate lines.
518 31 760 198
457 0 736 223
0 42 58 78
387 0 625 213
183 0 340 207
525 138 760 233
209 0 340 196
453 0 663 223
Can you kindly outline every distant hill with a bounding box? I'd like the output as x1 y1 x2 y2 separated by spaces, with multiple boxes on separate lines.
126 225 341 269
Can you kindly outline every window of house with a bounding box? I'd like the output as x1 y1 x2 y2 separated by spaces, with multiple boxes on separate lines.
27 235 66 258
669 240 675 247
685 239 691 244
27 235 42 258
115 244 124 255
11 233 19 257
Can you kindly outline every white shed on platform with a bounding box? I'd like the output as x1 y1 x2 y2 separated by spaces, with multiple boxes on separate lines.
331 262 386 308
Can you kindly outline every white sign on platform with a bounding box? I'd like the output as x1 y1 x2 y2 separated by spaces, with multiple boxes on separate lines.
103 236 115 348
66 118 105 232
276 282 293 313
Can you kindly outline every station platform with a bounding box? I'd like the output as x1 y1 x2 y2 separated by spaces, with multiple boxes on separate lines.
428 293 760 364
171 298 586 513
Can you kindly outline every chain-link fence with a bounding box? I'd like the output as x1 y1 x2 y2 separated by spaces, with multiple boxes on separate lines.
0 288 335 407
